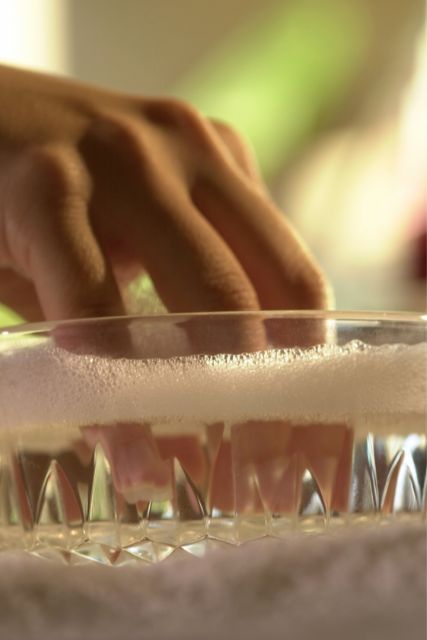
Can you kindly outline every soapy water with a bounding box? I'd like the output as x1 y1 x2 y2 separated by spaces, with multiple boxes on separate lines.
0 340 426 434
0 340 425 562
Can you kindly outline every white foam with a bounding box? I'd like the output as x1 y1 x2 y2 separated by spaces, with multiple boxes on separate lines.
0 340 426 435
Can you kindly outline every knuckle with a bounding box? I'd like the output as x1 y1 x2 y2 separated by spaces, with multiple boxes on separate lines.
85 113 156 180
144 98 201 129
144 98 215 150
211 119 254 169
20 146 87 202
87 114 139 157
212 119 243 147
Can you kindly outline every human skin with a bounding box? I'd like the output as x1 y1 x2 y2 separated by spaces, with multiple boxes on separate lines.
0 64 330 322
0 65 348 517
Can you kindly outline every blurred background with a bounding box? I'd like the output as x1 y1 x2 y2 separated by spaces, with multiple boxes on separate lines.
0 0 425 319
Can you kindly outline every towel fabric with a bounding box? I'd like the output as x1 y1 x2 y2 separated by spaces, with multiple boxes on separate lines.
0 523 425 640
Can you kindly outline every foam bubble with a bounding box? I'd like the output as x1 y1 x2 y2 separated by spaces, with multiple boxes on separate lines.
0 340 426 435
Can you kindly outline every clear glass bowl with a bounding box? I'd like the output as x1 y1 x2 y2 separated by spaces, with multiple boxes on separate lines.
0 311 425 565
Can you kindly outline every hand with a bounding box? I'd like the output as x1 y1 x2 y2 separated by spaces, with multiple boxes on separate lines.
0 64 330 321
78 421 353 519
209 421 353 516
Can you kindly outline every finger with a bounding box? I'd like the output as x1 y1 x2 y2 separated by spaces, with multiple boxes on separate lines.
112 106 260 314
330 426 354 513
28 209 124 322
155 434 207 489
293 422 352 513
83 424 172 503
127 188 259 314
210 120 264 185
0 268 44 322
209 120 326 305
204 121 332 347
192 167 331 311
127 187 270 352
28 206 131 355
18 179 131 354
231 421 292 515
8 146 126 323
208 428 234 514
208 421 303 517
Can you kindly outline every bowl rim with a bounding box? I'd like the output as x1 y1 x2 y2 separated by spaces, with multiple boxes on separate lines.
0 309 426 337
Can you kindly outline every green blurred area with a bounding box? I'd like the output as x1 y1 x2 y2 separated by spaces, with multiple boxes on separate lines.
177 0 370 179
0 304 23 328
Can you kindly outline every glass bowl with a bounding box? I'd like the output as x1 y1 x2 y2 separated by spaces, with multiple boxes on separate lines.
0 311 425 565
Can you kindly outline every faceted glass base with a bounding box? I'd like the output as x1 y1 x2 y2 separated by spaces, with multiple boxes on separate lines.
0 312 425 565
20 515 426 566
0 430 424 566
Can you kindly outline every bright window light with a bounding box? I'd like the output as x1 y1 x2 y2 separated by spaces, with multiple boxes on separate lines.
0 0 68 73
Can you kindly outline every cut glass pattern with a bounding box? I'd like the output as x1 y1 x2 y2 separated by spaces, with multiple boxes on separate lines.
0 427 424 565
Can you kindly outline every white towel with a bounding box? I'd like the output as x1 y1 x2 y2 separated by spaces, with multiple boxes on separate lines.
0 523 425 640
